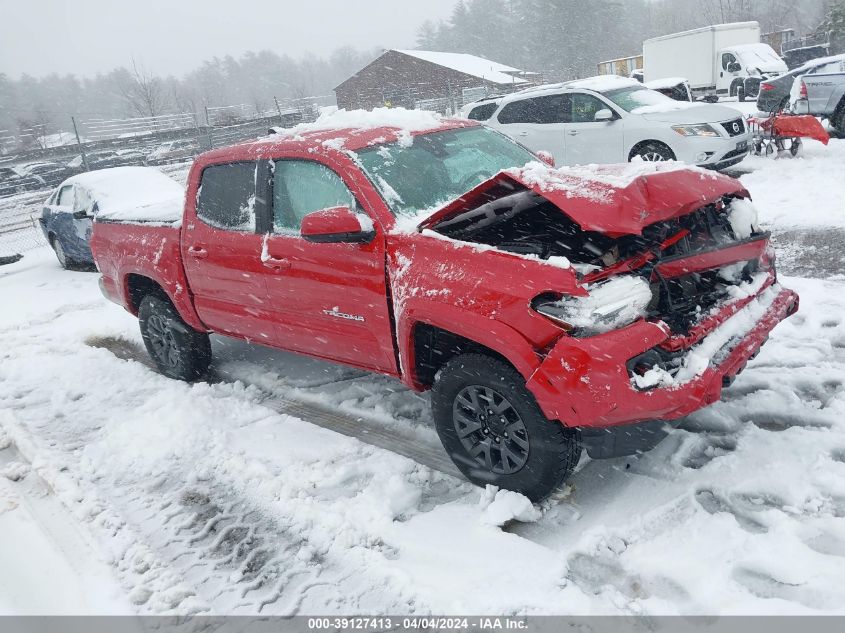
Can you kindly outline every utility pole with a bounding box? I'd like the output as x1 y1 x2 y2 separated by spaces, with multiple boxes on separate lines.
71 116 89 171
274 96 284 126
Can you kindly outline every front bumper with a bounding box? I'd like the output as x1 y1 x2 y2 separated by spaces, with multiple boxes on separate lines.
678 130 751 170
526 285 798 429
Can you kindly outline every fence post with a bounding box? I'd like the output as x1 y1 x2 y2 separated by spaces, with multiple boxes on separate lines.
204 106 214 150
274 96 284 126
71 116 89 171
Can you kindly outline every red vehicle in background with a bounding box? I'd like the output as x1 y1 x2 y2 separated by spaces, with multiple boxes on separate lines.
91 116 798 500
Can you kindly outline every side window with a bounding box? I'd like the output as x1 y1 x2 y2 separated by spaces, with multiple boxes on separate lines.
534 94 570 123
74 186 94 214
273 160 356 233
497 98 541 124
57 185 74 207
497 95 569 124
570 93 608 123
467 102 499 121
196 162 257 231
722 53 737 70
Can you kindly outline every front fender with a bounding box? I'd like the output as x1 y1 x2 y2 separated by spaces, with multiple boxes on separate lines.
397 302 543 391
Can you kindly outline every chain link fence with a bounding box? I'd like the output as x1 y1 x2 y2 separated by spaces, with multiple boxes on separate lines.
0 95 334 256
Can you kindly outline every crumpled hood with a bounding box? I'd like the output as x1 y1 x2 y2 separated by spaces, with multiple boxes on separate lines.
637 104 743 124
418 161 749 236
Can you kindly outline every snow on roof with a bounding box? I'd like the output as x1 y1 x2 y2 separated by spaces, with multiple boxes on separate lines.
393 49 530 85
564 75 641 92
644 77 689 89
66 166 184 224
793 53 845 74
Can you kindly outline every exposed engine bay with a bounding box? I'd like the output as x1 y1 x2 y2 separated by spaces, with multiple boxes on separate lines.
431 189 771 335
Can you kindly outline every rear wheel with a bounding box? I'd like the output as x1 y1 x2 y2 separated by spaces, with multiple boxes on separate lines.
431 353 581 501
138 295 211 381
51 236 72 269
629 141 675 163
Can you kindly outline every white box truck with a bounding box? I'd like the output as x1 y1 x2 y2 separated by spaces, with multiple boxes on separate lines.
643 21 787 101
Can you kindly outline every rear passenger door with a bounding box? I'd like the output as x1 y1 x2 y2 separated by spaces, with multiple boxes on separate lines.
181 161 274 340
494 94 569 162
259 159 396 373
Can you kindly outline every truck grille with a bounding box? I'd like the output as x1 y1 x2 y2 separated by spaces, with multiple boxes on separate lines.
721 118 746 137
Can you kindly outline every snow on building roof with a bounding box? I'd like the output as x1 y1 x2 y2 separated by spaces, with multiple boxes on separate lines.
393 49 531 85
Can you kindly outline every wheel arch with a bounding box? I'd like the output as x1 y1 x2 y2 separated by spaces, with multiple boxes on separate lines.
400 310 541 391
122 272 206 331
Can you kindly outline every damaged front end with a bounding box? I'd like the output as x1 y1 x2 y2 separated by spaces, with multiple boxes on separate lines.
422 162 798 430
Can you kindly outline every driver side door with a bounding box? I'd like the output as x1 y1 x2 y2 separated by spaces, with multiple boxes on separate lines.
260 158 397 373
563 92 623 165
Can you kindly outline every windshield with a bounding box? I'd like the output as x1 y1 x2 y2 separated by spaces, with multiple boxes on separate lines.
604 86 675 112
355 126 537 217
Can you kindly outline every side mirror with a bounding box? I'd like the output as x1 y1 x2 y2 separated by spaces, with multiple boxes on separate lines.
594 108 615 122
72 210 91 220
536 150 555 167
300 205 375 244
728 62 742 73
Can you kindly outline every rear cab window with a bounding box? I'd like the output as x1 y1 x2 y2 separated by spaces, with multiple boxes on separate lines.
196 162 258 231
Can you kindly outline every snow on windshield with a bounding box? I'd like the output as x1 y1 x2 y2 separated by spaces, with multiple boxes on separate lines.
356 126 536 218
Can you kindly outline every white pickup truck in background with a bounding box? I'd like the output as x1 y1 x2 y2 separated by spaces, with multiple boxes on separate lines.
644 21 788 102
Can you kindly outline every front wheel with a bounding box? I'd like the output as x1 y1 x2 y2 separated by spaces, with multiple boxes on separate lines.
138 295 211 381
431 353 581 501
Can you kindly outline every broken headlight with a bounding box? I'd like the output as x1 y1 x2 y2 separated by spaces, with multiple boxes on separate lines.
534 276 654 336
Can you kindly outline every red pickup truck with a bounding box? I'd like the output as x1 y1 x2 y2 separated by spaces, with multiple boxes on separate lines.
91 117 798 500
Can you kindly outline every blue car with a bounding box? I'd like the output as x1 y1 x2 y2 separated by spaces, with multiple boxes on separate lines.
40 178 96 268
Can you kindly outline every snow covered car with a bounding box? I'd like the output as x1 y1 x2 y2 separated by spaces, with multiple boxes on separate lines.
90 113 798 501
758 54 845 121
40 166 183 269
644 77 693 102
474 75 751 170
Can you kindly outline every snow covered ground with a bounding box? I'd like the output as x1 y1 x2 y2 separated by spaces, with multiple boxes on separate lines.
1 141 845 616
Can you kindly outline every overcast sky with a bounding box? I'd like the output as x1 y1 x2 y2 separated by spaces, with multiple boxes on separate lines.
0 0 458 78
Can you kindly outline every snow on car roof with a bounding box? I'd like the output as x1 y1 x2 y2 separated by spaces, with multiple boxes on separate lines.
393 49 530 85
564 74 641 92
793 53 845 75
644 76 689 89
231 107 475 155
65 166 184 224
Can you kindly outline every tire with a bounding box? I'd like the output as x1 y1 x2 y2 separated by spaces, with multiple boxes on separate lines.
834 104 845 137
138 294 211 381
629 141 675 163
431 353 581 502
51 236 72 270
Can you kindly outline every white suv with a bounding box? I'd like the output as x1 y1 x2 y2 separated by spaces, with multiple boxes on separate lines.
463 76 750 170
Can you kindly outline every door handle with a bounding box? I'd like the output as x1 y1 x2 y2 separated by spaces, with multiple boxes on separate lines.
568 130 579 136
187 246 208 259
262 256 291 271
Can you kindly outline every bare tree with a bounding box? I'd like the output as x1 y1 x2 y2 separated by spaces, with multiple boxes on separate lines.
117 58 170 118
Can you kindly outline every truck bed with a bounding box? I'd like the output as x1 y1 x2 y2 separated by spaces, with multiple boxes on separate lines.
91 221 198 326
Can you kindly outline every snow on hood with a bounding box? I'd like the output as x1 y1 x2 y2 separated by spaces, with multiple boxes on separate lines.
419 161 748 236
67 166 185 224
733 43 788 73
636 103 744 122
